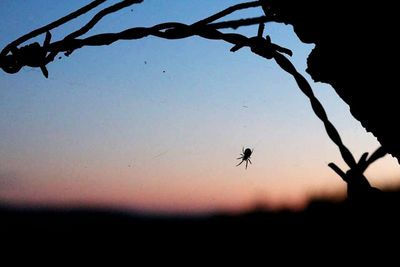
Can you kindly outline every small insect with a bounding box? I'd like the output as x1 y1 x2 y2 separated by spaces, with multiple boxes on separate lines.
236 147 253 169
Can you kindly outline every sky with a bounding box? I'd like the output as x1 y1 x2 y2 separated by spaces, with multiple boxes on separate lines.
1 0 400 215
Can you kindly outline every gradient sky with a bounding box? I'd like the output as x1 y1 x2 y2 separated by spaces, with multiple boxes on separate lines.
1 0 399 214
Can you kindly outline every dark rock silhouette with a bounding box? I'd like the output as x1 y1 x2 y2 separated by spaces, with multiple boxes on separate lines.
241 23 387 199
260 0 400 163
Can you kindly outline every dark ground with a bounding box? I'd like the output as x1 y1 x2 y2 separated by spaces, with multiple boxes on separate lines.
2 190 400 259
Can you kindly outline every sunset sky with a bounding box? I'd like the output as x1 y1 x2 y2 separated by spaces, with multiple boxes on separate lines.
1 0 399 215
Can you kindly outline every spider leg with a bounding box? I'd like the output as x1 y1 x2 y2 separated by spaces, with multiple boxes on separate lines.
245 160 248 169
237 157 243 160
236 160 244 167
248 159 252 164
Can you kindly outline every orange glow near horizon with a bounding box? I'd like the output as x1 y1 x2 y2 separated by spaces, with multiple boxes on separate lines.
1 1 400 215
2 149 399 214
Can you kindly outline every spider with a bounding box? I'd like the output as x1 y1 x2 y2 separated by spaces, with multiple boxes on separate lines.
236 147 253 169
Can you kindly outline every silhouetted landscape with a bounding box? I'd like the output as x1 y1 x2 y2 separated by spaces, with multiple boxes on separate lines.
1 1 400 258
3 188 400 248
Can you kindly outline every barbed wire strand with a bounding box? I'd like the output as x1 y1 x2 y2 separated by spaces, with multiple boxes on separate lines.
0 0 106 57
47 0 143 61
0 1 386 178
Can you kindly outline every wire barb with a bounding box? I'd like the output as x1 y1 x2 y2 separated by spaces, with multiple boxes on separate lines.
0 1 271 75
0 1 387 197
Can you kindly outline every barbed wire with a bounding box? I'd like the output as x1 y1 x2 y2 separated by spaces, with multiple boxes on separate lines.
0 1 267 74
0 0 387 197
0 0 107 58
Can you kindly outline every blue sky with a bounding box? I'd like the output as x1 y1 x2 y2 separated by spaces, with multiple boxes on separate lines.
1 1 399 214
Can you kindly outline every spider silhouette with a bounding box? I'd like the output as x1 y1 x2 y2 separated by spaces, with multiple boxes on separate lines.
236 147 253 169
